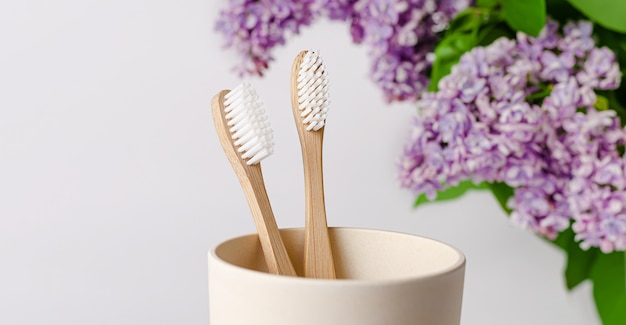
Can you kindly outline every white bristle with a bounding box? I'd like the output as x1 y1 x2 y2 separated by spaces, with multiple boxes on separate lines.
297 50 329 131
223 82 274 165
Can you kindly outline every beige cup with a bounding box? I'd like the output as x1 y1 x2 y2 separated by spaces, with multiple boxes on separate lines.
208 227 465 325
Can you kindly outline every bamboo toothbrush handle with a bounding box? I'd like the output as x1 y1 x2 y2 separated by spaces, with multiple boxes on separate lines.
301 131 336 279
237 165 298 276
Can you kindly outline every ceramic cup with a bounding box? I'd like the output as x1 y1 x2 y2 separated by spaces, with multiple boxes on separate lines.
208 227 466 325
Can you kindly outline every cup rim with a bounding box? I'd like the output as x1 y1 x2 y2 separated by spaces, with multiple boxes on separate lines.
209 227 466 286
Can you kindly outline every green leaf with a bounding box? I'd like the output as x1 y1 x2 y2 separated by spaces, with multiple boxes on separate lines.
567 0 626 33
429 32 478 91
593 27 626 129
429 43 462 90
429 7 497 91
594 26 626 69
476 24 514 46
477 0 499 9
590 251 626 324
545 0 584 24
545 223 598 291
413 180 489 208
525 84 553 104
502 0 546 36
448 8 481 32
435 39 460 60
563 230 598 290
487 182 514 214
429 7 507 90
595 95 610 111
598 90 626 126
550 225 574 250
454 33 475 50
414 193 431 207
546 226 599 290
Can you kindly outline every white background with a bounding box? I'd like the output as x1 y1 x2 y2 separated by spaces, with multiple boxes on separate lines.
0 1 600 324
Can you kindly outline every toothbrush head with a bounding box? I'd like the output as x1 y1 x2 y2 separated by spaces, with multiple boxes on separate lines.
296 50 329 132
222 82 274 165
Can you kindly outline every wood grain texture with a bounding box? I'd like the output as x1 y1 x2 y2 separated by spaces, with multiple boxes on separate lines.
211 90 297 276
291 51 336 279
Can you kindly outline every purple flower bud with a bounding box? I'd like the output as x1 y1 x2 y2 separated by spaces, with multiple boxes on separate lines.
540 51 575 82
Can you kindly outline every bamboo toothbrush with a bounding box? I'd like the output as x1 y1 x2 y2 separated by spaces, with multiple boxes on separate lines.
211 83 297 276
291 50 336 279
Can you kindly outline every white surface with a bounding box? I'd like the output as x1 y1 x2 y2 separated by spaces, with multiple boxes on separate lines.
0 1 599 324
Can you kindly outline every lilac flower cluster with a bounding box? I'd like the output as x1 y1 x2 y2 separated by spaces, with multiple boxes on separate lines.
215 0 319 76
318 0 470 101
216 0 470 101
398 20 625 252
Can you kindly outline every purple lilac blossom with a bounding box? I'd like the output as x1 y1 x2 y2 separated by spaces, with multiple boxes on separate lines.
215 0 319 76
216 0 470 101
324 0 471 101
398 19 625 252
